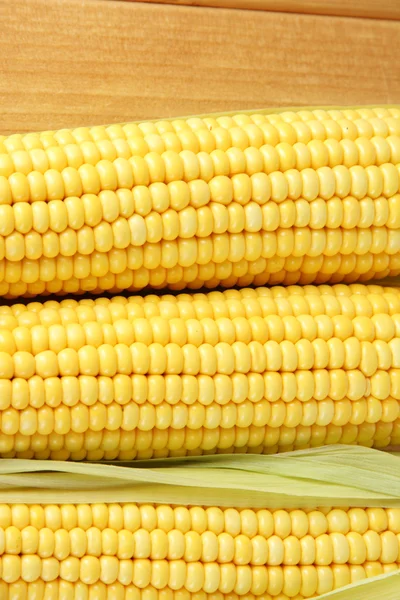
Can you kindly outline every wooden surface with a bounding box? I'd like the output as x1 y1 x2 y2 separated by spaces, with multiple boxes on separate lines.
132 0 400 20
0 0 400 135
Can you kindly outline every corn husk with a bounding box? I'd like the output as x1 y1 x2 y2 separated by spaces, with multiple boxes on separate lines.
317 571 399 599
0 445 399 599
1 445 399 507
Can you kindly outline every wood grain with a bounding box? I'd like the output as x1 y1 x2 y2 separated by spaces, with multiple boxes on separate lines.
0 0 400 135
129 0 400 21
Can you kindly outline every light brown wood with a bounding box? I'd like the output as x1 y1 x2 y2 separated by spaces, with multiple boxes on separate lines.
1 0 400 135
129 0 400 21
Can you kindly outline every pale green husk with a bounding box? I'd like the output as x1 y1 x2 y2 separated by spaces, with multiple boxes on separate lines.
317 571 400 599
0 445 399 599
0 445 399 507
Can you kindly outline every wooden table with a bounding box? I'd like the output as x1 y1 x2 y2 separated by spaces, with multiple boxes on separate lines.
0 0 399 134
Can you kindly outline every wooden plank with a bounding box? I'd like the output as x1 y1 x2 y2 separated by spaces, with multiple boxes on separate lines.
128 0 400 21
0 0 400 135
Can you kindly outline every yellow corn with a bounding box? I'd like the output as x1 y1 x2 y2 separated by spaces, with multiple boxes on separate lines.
0 107 400 297
0 503 398 598
0 282 400 460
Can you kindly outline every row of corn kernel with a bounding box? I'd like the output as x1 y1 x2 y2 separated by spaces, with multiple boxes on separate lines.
2 331 400 373
1 579 400 600
0 394 396 433
2 192 399 238
3 117 400 162
2 138 400 189
0 421 397 461
0 420 394 459
2 138 400 185
0 207 400 264
2 134 400 188
0 365 397 405
1 153 399 205
4 556 399 594
1 107 399 153
0 234 397 280
6 310 387 345
4 225 398 266
3 505 398 536
3 302 400 354
4 505 400 536
0 252 399 298
2 527 398 565
0 401 396 446
0 580 298 600
1 527 398 565
0 372 398 418
5 284 400 321
1 231 399 275
1 353 400 402
0 392 397 435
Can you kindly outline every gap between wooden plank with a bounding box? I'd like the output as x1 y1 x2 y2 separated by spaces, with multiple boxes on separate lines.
0 0 399 134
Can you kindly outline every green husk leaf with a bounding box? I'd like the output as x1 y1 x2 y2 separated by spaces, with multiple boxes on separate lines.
0 445 399 508
316 571 400 599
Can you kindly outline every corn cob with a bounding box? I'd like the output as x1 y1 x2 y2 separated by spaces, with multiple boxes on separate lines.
0 282 400 460
0 106 399 297
0 503 398 598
